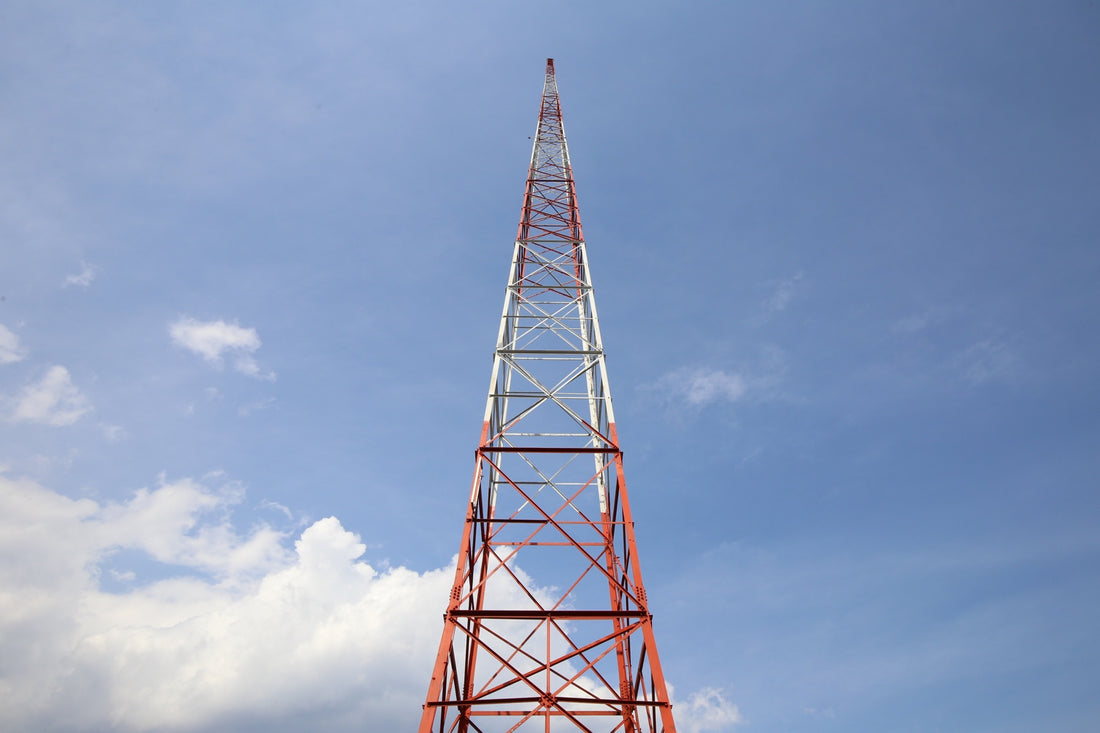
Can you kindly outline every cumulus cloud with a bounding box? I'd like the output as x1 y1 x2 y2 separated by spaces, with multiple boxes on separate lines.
0 323 27 364
675 687 745 732
0 473 453 732
63 262 99 288
10 365 91 425
170 317 274 380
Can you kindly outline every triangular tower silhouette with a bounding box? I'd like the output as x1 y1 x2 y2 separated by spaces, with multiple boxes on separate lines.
420 59 678 733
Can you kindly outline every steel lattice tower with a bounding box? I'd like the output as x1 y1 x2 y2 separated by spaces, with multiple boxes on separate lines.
420 59 677 733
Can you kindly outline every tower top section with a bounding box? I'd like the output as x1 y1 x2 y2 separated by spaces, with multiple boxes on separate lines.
519 56 581 246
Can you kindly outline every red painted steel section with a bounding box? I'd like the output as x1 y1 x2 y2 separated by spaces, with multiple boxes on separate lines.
419 59 677 732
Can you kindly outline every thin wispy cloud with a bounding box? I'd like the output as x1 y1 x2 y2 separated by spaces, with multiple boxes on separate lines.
238 396 276 417
99 423 126 442
170 317 274 380
746 272 805 327
683 369 748 405
259 498 295 522
651 348 788 410
647 367 749 409
62 262 99 289
9 365 91 426
890 307 953 335
954 338 1022 386
884 308 1025 391
670 532 1100 730
0 323 27 364
763 271 804 314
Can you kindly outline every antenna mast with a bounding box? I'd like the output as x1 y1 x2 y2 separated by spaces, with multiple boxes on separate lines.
419 59 678 733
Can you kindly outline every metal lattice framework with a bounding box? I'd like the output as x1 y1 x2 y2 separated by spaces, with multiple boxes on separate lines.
420 59 677 733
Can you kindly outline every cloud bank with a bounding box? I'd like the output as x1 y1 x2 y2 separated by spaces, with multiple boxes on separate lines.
0 473 454 732
0 474 742 732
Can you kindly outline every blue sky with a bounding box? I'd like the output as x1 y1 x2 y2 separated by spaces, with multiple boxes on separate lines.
1 2 1098 731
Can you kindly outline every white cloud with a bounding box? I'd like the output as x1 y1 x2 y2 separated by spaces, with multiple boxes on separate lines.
651 347 788 412
686 369 747 404
170 317 260 361
63 262 99 288
0 323 27 364
170 317 274 380
259 498 295 522
655 367 748 407
109 568 137 583
0 473 720 732
675 687 745 732
10 365 91 425
0 472 453 731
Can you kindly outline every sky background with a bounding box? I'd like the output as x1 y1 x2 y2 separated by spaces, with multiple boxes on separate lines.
2 2 1099 731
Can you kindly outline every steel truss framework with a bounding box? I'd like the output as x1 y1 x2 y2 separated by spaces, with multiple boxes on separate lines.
420 59 677 733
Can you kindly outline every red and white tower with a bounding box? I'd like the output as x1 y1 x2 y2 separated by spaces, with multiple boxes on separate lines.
420 59 677 733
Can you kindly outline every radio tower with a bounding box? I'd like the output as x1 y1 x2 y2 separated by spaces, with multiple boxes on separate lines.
420 59 677 733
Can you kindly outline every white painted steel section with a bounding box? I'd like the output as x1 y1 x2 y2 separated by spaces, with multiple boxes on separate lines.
478 62 619 520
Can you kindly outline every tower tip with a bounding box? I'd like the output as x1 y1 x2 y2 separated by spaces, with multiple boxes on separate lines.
546 58 555 74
